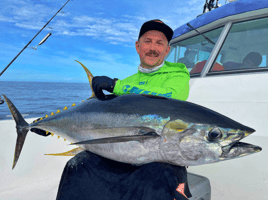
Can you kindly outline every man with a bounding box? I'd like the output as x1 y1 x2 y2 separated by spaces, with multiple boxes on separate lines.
177 49 197 69
92 19 190 101
34 20 192 200
223 52 262 70
242 52 262 68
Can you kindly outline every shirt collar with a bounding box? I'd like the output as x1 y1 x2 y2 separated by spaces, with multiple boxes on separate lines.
138 62 164 73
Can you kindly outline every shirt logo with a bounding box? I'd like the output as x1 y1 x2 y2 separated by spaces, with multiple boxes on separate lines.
139 81 146 85
122 85 172 98
122 85 131 93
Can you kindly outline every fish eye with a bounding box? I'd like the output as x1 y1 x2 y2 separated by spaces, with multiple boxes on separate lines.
208 128 222 141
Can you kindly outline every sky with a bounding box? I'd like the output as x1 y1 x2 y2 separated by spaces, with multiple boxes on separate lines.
0 0 228 83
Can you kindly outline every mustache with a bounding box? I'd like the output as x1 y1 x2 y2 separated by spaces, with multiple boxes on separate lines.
146 50 159 57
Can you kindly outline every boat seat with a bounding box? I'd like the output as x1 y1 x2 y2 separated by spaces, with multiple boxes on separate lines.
190 60 224 74
223 61 242 70
188 172 211 200
223 52 263 70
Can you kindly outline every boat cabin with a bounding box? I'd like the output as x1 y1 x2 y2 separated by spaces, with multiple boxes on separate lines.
167 0 268 77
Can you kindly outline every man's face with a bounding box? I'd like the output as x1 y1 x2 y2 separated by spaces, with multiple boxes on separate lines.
135 30 170 68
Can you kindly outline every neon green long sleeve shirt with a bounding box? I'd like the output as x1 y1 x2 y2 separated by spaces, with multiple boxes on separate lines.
113 61 190 101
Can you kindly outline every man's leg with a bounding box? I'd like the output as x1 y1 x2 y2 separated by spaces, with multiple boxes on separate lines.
56 151 191 200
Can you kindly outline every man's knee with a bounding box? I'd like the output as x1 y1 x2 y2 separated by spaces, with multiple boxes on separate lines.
66 151 91 168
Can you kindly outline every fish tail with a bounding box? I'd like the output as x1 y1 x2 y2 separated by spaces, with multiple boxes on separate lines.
2 94 29 169
74 60 96 98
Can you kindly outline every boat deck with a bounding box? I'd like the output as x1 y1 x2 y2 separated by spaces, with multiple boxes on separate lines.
0 118 267 199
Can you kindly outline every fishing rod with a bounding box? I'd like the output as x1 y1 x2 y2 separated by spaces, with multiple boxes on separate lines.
0 0 71 77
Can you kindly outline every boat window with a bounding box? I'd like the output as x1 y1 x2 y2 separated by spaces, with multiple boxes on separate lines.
165 26 224 74
165 46 176 63
260 55 267 67
210 17 268 73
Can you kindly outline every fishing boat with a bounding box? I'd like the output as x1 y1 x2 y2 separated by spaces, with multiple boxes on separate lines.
165 0 268 199
0 0 267 199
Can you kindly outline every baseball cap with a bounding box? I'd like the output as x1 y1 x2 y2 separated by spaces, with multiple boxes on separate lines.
138 19 174 42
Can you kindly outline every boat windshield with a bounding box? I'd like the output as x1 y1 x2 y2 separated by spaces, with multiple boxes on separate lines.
210 17 268 72
165 26 224 73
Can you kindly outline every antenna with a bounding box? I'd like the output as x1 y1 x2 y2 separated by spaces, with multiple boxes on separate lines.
201 0 222 14
215 0 220 8
203 0 209 13
0 0 71 77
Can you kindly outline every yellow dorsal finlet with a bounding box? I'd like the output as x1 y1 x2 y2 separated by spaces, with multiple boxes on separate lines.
56 110 60 114
63 106 68 111
72 103 76 107
31 117 43 124
45 114 49 118
51 112 54 116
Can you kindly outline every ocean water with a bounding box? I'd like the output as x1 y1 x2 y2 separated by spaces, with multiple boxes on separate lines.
0 81 92 120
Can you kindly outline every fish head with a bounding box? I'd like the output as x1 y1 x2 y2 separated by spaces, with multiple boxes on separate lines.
160 120 262 166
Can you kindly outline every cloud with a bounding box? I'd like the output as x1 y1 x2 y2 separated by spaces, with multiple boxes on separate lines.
62 16 139 44
122 15 147 22
58 11 70 17
15 22 43 30
7 3 55 22
173 1 203 16
0 0 141 45
0 0 210 46
81 47 124 65
0 15 16 22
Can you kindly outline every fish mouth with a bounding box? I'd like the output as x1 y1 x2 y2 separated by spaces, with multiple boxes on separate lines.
220 129 261 158
220 141 262 159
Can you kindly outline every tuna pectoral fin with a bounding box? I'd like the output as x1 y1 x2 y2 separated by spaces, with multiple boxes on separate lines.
2 94 29 169
71 132 160 145
45 147 84 156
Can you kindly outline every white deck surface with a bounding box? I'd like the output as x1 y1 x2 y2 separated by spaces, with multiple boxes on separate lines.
0 118 267 200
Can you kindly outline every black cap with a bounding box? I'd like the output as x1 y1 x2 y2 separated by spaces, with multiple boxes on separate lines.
138 19 174 43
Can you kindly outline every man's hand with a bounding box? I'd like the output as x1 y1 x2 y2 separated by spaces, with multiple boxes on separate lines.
92 76 117 99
